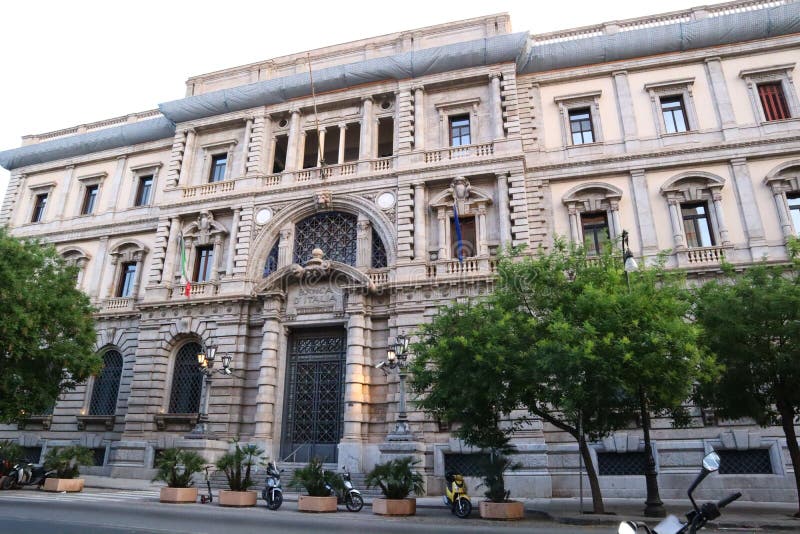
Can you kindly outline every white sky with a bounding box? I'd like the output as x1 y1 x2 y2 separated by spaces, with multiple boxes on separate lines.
0 0 709 202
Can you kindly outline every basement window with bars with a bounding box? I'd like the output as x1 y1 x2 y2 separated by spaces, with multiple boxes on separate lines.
91 447 107 466
597 452 647 476
718 449 773 475
444 453 489 477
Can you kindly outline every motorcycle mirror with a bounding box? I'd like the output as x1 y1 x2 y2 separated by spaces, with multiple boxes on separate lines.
702 451 720 473
618 521 638 534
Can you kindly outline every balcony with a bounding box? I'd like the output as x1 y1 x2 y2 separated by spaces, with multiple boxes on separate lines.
181 179 236 199
368 269 390 287
168 281 219 299
102 297 135 312
685 245 728 265
424 142 494 164
426 257 497 279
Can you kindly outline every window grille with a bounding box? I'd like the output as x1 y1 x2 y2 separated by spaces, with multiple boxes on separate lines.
598 452 647 476
91 447 106 466
293 211 357 266
718 449 772 475
263 242 279 276
89 350 123 416
371 229 387 268
168 342 204 414
444 453 489 477
21 447 42 463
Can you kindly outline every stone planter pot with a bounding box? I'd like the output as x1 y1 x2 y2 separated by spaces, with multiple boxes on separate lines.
372 498 416 516
479 500 525 520
218 490 257 507
42 478 84 492
297 495 338 513
159 487 198 503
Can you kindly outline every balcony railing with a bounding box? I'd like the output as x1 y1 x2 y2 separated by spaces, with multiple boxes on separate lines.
182 179 236 198
426 257 497 278
368 269 390 286
686 245 727 265
424 142 494 163
103 297 134 311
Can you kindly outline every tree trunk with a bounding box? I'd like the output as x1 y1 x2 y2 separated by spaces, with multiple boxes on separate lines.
578 431 605 514
778 402 800 517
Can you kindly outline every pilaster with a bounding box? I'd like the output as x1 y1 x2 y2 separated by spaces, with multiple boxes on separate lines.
412 183 427 260
630 169 660 255
106 156 128 212
231 206 254 276
396 185 414 260
729 157 767 250
612 71 639 147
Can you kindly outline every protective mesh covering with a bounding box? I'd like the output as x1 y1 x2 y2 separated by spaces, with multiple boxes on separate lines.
158 32 530 124
518 3 800 74
0 116 175 171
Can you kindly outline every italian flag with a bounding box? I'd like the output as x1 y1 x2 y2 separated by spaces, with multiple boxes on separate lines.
179 232 191 297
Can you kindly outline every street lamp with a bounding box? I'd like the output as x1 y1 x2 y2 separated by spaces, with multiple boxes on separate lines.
377 333 412 441
620 230 665 518
186 344 234 439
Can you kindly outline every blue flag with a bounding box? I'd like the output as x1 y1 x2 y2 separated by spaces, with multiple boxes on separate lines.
453 203 464 263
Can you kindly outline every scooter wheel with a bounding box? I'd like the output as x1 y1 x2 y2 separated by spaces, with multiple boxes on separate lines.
455 498 472 518
267 492 282 510
345 493 364 512
1 476 15 490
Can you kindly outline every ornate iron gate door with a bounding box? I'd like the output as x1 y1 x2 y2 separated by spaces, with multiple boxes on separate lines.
281 329 346 463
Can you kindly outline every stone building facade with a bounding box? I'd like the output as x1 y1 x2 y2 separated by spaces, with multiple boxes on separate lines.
1 0 799 502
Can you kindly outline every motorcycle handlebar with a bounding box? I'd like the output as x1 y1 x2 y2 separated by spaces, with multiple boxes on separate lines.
717 492 742 509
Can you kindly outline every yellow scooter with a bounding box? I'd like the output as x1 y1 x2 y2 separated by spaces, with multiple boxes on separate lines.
443 472 472 518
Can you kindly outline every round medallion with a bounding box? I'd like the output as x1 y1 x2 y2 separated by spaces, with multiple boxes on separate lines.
376 192 395 209
255 208 273 225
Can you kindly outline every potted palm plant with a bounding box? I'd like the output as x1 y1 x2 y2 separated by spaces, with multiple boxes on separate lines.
42 445 94 492
152 448 206 503
290 457 341 512
365 456 425 516
215 441 263 507
0 440 24 488
477 449 524 520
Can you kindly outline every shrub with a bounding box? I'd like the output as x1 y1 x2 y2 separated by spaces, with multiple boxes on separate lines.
44 446 95 479
290 457 342 497
152 448 207 488
365 456 424 500
0 440 24 476
478 451 521 503
216 441 264 492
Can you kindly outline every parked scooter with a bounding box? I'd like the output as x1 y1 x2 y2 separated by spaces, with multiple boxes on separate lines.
1 460 55 490
443 472 472 518
262 462 284 510
323 467 363 512
199 465 213 504
618 451 741 534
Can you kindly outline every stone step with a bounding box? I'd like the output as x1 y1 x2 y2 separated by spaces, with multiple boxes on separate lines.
202 464 381 496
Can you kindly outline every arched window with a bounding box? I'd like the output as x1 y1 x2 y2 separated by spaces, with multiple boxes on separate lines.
371 228 387 268
263 242 279 276
168 342 204 414
294 212 358 266
89 350 123 416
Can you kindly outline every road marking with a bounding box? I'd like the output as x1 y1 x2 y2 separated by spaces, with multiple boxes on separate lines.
0 490 159 503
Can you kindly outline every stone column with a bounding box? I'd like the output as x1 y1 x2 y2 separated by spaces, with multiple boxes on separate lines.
413 86 425 150
609 200 622 241
178 129 197 186
567 205 581 244
356 216 372 268
54 165 75 220
729 158 766 247
489 73 504 140
89 236 109 298
337 124 347 164
107 254 120 298
317 127 326 167
477 206 488 256
710 188 731 245
359 97 374 160
268 136 278 174
285 109 301 172
297 131 307 170
226 209 241 276
238 117 254 177
161 217 180 284
437 208 448 260
256 113 273 176
75 258 88 290
771 185 794 238
131 252 145 297
254 297 282 441
277 226 293 268
413 183 427 260
496 172 511 247
185 238 196 282
211 235 223 281
342 299 367 442
630 170 659 255
704 58 737 131
667 198 686 250
106 156 127 212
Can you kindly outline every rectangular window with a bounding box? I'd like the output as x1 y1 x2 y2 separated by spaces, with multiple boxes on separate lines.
135 175 153 206
31 193 48 223
449 115 471 147
194 246 214 283
581 212 609 256
569 108 594 145
660 96 689 133
81 185 99 215
758 82 790 121
117 262 137 298
598 452 647 476
209 154 227 183
788 194 800 235
450 215 476 258
681 202 715 248
718 449 772 475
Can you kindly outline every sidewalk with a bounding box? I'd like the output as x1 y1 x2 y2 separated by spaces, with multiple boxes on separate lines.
82 476 800 530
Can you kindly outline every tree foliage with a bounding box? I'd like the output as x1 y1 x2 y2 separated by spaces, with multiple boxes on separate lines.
365 456 425 499
0 228 99 422
216 440 264 491
152 448 207 488
694 243 800 516
290 456 343 497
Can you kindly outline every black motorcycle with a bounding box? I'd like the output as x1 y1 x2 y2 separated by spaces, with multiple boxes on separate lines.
618 451 741 534
261 462 284 510
1 459 55 489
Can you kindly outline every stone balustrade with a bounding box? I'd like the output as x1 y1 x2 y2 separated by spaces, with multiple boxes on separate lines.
182 179 236 199
686 245 727 265
426 257 497 278
103 297 134 311
368 269 389 286
424 142 494 163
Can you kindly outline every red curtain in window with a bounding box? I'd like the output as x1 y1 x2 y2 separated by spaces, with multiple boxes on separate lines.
758 83 790 121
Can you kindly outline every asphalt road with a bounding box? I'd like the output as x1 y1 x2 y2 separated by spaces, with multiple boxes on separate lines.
0 492 606 533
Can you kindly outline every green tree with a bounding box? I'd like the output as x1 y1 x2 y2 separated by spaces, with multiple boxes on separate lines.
0 228 99 423
694 245 800 517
